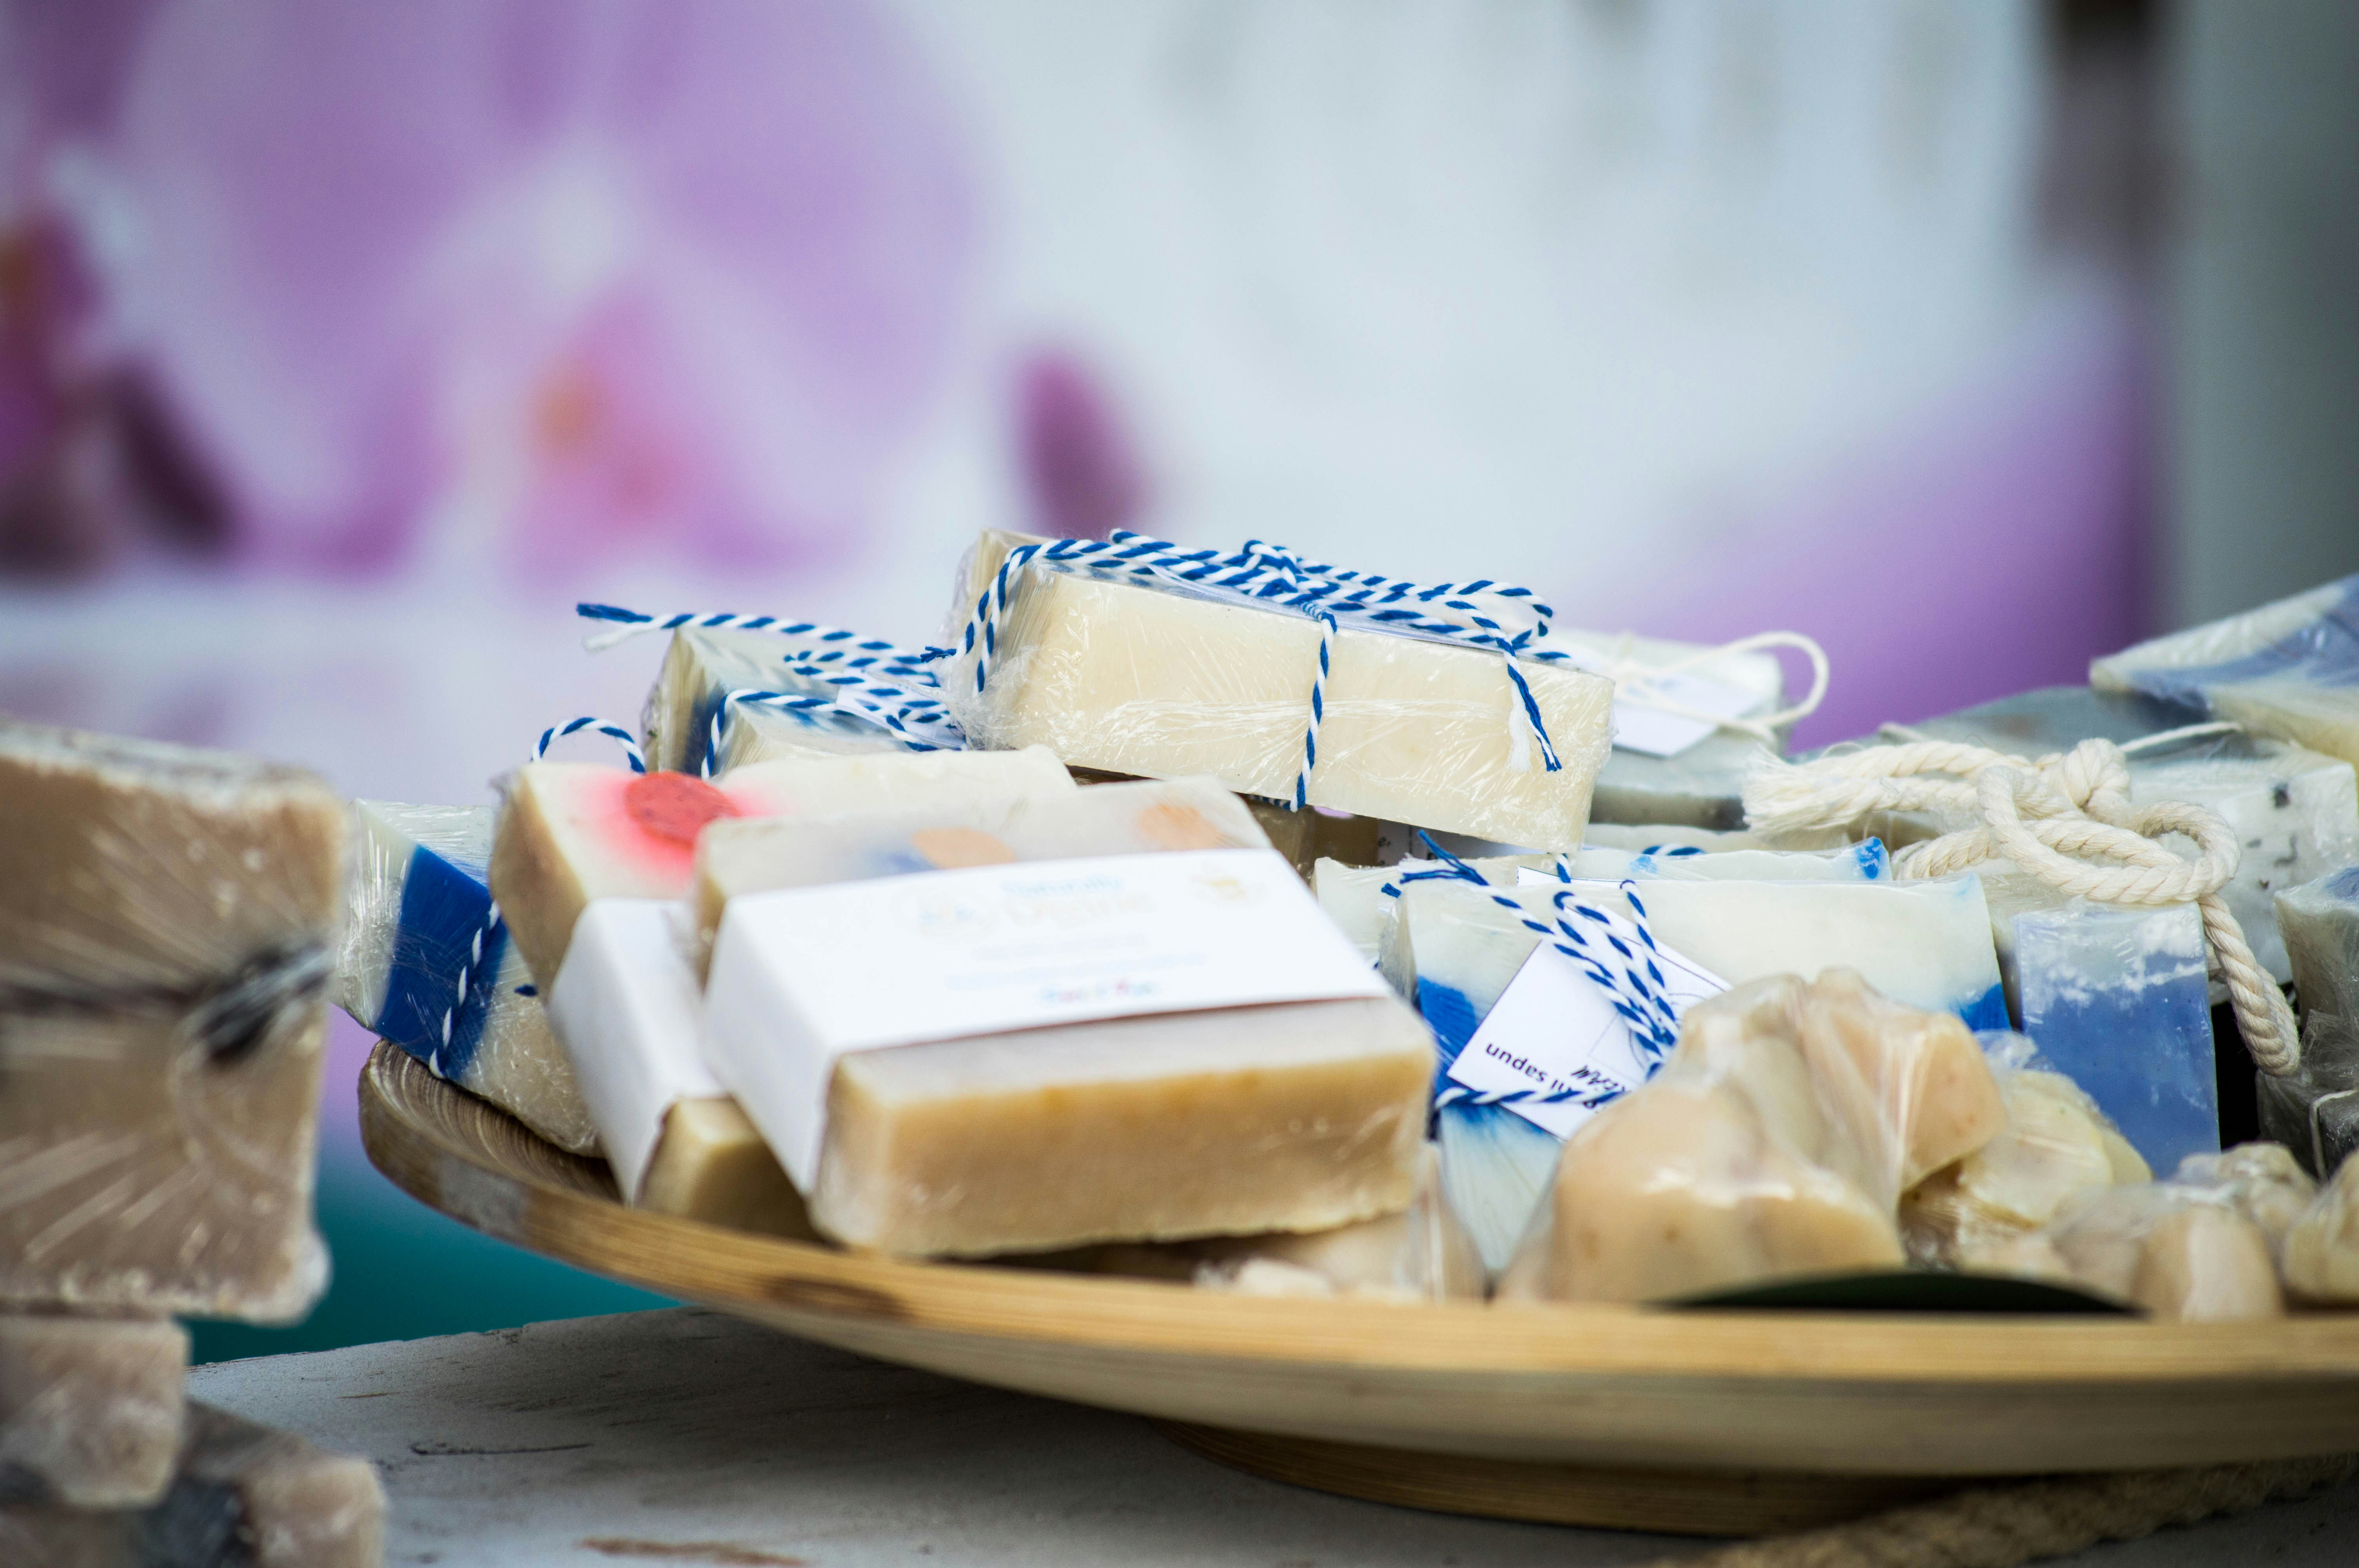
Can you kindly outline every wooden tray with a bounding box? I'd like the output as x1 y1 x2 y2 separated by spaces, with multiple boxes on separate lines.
358 1043 2359 1535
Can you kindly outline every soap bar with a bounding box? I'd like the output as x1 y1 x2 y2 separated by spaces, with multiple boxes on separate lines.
1978 863 2218 1174
2 1402 385 1568
1501 973 2007 1303
491 748 1074 984
2041 1188 2286 1322
2092 572 2359 771
938 541 1617 848
644 625 927 777
2258 866 2359 1177
1312 859 1398 968
2284 1151 2359 1303
0 721 338 1322
540 899 808 1237
1579 822 1856 853
0 1315 185 1509
700 779 1433 1257
334 801 598 1154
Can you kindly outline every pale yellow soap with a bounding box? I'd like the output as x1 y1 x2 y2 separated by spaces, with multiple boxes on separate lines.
638 1097 816 1240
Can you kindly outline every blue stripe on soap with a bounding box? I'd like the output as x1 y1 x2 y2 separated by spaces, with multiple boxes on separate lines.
374 844 506 1081
1957 983 2012 1034
2120 575 2359 703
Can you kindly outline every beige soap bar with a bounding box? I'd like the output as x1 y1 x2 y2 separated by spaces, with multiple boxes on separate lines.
0 1316 186 1510
639 1098 816 1240
939 538 1616 848
1904 1062 2149 1268
644 624 931 776
2283 1151 2359 1303
0 721 339 1322
1 1402 385 1568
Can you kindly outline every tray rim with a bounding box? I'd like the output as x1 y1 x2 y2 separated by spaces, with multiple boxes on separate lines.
356 1042 2359 1388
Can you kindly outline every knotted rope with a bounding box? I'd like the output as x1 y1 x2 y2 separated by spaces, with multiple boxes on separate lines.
1742 735 2302 1075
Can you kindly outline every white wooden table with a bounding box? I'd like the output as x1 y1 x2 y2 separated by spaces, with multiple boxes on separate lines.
189 1308 2359 1568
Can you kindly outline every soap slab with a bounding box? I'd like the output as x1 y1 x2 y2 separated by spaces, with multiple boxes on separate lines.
2285 1149 2359 1303
2092 572 2359 771
0 721 338 1322
2255 865 2359 1177
1979 864 2219 1174
334 802 598 1155
645 625 923 777
939 543 1616 848
0 1401 384 1568
0 1315 186 1510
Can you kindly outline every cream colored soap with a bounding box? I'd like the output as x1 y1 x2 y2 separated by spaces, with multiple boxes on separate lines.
0 1315 186 1510
1905 1058 2149 1268
0 721 339 1323
2281 1152 2359 1303
940 547 1616 848
638 1098 816 1240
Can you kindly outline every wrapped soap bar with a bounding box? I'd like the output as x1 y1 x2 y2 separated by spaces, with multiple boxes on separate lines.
1978 863 2218 1173
0 1315 185 1509
1578 821 1855 853
699 778 1434 1256
1 1402 384 1567
1094 1148 1484 1303
542 900 810 1237
937 533 1617 848
643 624 929 776
334 801 598 1154
2092 572 2359 770
2260 866 2359 1176
1501 972 2005 1304
2284 1147 2359 1303
1902 1038 2150 1267
0 721 339 1322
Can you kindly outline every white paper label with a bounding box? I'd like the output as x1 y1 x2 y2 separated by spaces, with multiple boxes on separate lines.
703 848 1391 1188
1447 895 1728 1139
1543 647 1766 758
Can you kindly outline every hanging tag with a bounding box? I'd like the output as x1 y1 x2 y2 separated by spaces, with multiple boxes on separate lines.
1543 647 1766 758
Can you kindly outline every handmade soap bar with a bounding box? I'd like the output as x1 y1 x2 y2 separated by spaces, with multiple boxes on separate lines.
2259 866 2359 1177
939 542 1617 847
1578 822 1855 853
2039 1189 2286 1321
492 748 1074 983
1978 864 2218 1174
0 1315 185 1510
2284 1151 2359 1303
701 781 1432 1257
644 625 931 777
1313 859 1398 967
2093 572 2359 770
1501 973 2006 1303
334 801 598 1154
1 1402 385 1568
0 722 338 1322
542 900 808 1237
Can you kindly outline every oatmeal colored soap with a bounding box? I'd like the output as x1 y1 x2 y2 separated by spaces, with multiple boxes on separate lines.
0 1315 186 1510
0 721 338 1322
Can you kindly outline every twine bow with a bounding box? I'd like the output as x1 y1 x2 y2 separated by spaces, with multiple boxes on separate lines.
1742 735 2303 1075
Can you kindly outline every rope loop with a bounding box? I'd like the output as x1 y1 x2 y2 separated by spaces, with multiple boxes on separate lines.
1741 734 2302 1075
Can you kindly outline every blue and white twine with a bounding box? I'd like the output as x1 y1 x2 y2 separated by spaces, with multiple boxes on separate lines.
533 715 647 773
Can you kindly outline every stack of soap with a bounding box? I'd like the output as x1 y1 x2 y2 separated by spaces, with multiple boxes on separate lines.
936 531 1617 848
2 1401 385 1566
1977 862 2218 1174
2258 865 2359 1177
2092 572 2359 771
0 721 340 1322
643 624 924 776
698 777 1435 1257
333 801 599 1154
1500 972 2006 1304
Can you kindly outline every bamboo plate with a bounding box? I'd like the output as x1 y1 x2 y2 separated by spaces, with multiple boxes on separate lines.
358 1043 2359 1536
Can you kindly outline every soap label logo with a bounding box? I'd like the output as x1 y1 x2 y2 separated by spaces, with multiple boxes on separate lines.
892 886 1000 943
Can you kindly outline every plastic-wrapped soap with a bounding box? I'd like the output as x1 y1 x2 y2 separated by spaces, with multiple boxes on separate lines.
1977 862 2218 1174
2259 866 2359 1178
2283 1148 2359 1303
2092 572 2359 771
937 533 1617 848
0 1315 186 1510
0 721 339 1323
643 624 923 776
0 1402 385 1568
699 778 1434 1257
334 801 598 1154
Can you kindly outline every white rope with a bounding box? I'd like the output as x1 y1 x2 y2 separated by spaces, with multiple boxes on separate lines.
1742 735 2302 1076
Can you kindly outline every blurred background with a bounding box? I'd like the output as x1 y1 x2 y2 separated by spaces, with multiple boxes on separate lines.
3 0 2354 1360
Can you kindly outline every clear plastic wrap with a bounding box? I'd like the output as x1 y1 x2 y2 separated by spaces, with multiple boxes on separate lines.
696 777 1434 1258
2284 1145 2359 1303
935 531 1617 849
1095 1147 1484 1303
1976 862 2216 1174
333 801 600 1154
0 720 339 1323
642 625 920 776
2259 866 2359 1177
2092 572 2359 770
1499 971 2005 1304
0 1401 385 1568
0 1314 187 1510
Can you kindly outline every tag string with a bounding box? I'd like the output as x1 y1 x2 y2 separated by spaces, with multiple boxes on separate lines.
1575 629 1832 743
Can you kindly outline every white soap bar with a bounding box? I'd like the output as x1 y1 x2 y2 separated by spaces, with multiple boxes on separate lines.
2093 573 2359 771
644 625 926 776
938 540 1616 848
334 801 600 1154
1579 820 1856 853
